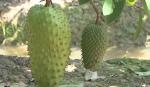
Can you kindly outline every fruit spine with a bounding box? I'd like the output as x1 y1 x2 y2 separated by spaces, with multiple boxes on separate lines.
81 24 107 71
25 5 71 87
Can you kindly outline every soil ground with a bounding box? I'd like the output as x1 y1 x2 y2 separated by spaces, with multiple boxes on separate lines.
0 45 150 87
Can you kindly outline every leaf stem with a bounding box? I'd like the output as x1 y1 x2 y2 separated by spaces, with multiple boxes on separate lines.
90 0 100 24
45 0 53 7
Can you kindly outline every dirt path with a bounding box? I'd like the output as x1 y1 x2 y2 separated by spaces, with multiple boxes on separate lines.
0 45 150 60
70 46 150 60
0 55 150 87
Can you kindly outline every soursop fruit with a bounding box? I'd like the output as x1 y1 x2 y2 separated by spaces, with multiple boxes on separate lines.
25 5 71 87
81 24 107 71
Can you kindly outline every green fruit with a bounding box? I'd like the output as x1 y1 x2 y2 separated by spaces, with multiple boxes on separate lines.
25 5 71 87
81 24 107 71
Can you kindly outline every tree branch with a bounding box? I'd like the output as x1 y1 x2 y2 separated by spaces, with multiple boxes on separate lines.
90 0 100 24
45 0 53 7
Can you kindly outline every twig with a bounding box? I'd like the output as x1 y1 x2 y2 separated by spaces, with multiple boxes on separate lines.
45 0 53 7
90 0 100 24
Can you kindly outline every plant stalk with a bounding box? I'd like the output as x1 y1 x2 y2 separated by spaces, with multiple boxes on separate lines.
90 0 100 24
45 0 53 7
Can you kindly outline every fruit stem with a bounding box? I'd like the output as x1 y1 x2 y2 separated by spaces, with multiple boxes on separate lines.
45 0 53 7
90 0 100 24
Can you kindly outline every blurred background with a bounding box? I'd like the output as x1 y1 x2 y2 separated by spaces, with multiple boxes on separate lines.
0 0 150 60
0 0 150 87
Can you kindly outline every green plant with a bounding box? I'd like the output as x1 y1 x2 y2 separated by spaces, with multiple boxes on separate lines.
0 20 26 45
25 0 71 87
79 0 150 38
79 0 150 71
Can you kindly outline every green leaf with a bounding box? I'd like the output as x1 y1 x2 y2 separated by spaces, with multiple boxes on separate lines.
102 0 114 16
142 0 150 18
145 0 150 11
105 0 126 24
126 0 137 6
135 71 150 76
79 0 90 5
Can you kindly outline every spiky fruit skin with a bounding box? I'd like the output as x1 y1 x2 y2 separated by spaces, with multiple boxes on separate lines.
25 5 71 87
81 24 107 71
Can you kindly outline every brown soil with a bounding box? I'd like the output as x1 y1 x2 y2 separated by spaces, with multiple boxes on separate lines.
0 54 150 87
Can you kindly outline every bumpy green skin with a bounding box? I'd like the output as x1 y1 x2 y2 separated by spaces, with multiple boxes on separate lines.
81 24 107 71
26 5 71 87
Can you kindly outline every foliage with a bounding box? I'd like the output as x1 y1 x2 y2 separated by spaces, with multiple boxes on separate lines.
145 0 150 11
79 0 90 5
102 0 113 16
0 20 26 45
79 0 150 22
126 0 137 6
105 0 125 24
78 0 150 38
106 58 150 76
